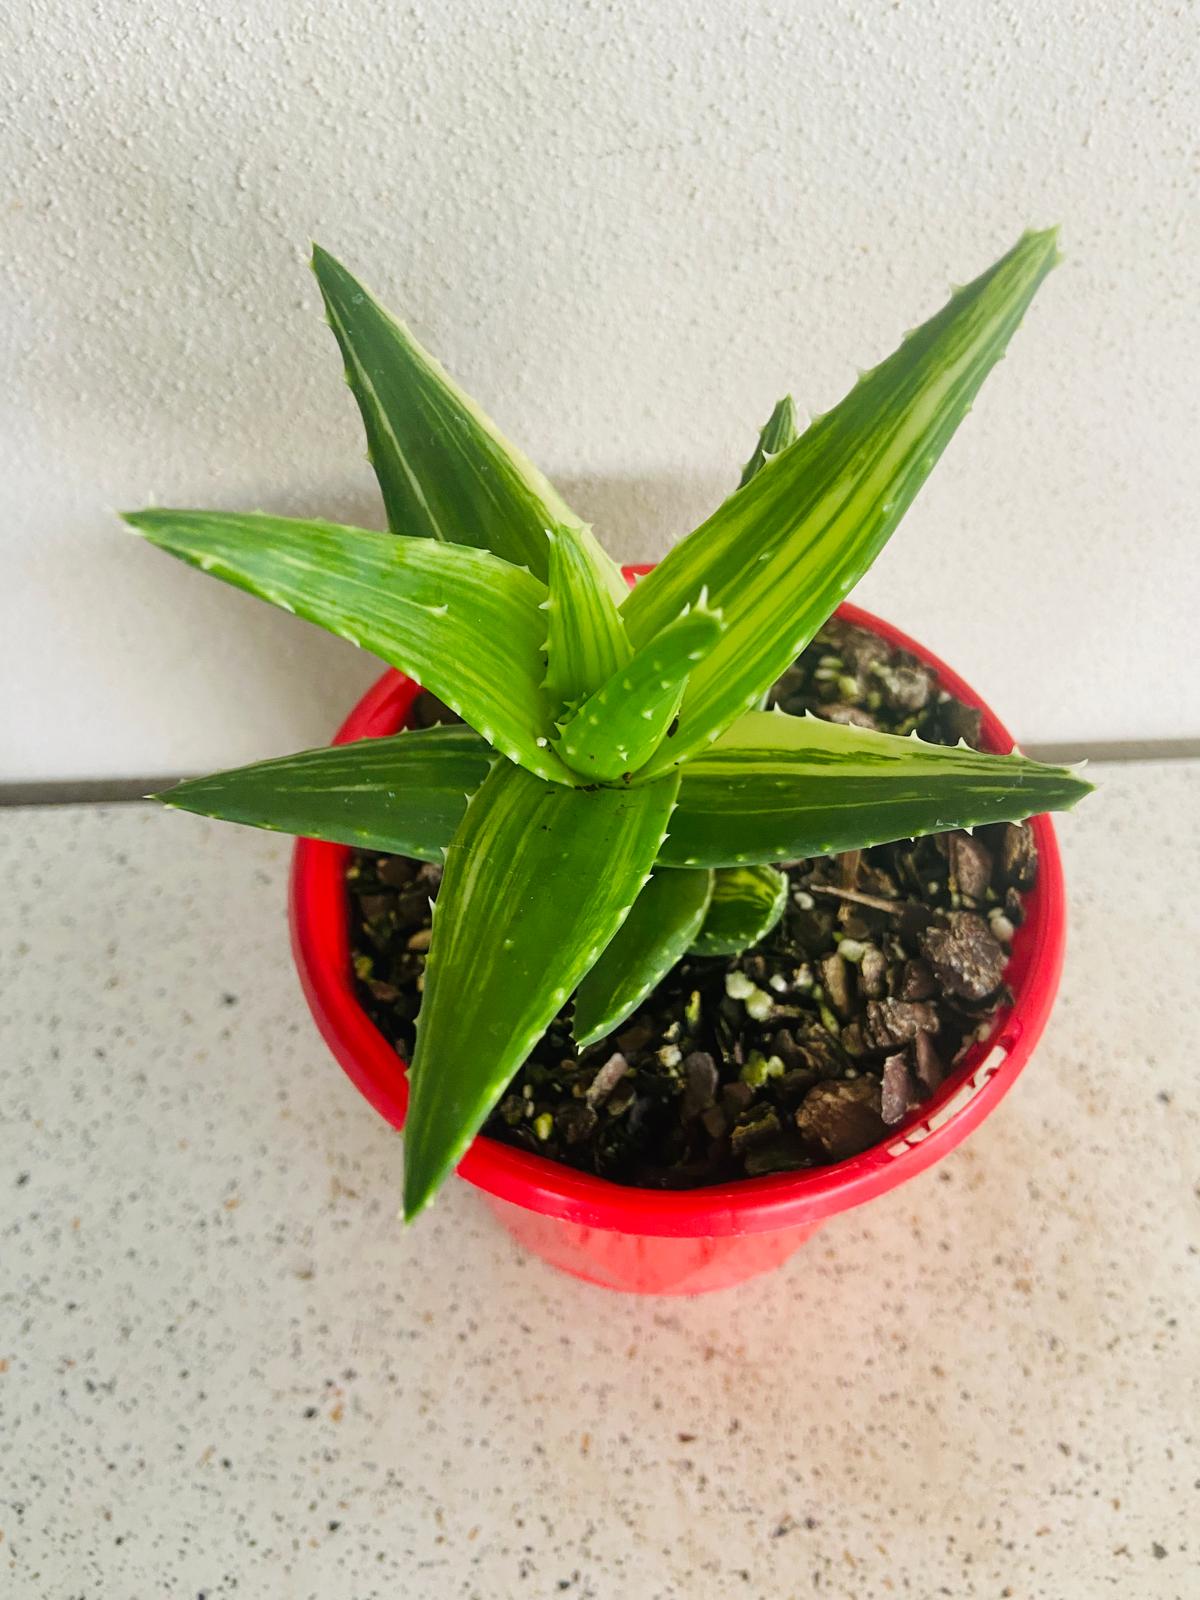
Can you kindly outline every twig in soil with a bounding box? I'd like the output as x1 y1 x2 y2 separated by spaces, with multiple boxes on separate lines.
809 884 907 915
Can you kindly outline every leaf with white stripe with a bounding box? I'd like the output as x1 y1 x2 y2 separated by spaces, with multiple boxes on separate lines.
738 394 798 489
543 524 631 712
123 509 578 784
625 230 1061 776
663 709 1093 868
572 867 714 1048
312 246 626 602
555 600 725 781
690 865 788 955
153 726 493 861
403 760 680 1218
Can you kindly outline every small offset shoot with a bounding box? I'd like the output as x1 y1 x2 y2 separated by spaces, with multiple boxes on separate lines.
129 227 1091 1219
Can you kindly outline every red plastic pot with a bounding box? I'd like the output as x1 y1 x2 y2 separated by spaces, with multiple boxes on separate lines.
290 580 1066 1295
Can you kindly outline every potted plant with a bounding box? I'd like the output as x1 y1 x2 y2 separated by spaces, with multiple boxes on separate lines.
127 228 1091 1293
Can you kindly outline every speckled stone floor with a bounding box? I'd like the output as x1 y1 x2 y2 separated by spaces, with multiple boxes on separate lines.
1 761 1196 1599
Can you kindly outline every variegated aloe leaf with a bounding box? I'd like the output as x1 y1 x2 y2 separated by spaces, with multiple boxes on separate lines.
738 395 798 489
147 702 1091 881
661 709 1092 868
624 230 1061 776
690 865 788 956
555 599 725 781
403 760 680 1219
152 726 493 862
543 524 631 712
572 867 714 1048
740 395 801 712
312 245 626 603
124 510 579 785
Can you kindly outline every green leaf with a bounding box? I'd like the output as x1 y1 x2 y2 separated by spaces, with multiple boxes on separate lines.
738 395 798 488
624 230 1061 776
124 509 581 785
152 725 493 861
663 709 1093 868
555 599 726 781
151 703 1092 883
543 524 632 713
403 760 680 1218
311 245 626 602
572 867 714 1048
739 395 802 712
690 865 788 956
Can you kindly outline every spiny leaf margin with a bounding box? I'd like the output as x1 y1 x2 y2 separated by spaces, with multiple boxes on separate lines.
660 708 1093 867
123 508 581 785
403 760 680 1219
626 230 1062 776
151 726 493 862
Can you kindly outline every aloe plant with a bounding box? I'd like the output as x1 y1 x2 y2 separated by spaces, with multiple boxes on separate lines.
127 228 1091 1219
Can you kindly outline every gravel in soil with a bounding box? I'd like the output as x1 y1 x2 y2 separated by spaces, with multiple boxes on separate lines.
347 617 1035 1188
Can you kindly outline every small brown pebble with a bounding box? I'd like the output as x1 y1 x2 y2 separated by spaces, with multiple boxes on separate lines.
817 953 854 1019
997 821 1038 890
730 1104 782 1158
792 1023 849 1078
795 1078 886 1160
376 856 417 889
731 1105 804 1174
615 1019 655 1056
913 1030 946 1094
604 1079 636 1117
768 1028 804 1071
826 618 890 676
920 912 1006 1001
701 1105 728 1138
774 1067 819 1108
555 1101 598 1145
721 1080 755 1118
864 998 940 1050
946 831 994 901
933 699 982 747
820 703 878 729
498 1094 525 1127
875 663 932 712
394 889 429 926
357 893 393 922
585 1052 629 1108
681 1052 719 1119
898 958 937 1001
859 862 899 900
839 1022 867 1058
881 1051 920 1125
859 946 887 998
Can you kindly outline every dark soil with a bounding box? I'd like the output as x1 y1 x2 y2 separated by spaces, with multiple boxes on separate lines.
347 617 1036 1188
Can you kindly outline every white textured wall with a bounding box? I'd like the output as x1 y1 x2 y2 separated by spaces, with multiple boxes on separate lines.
3 0 1196 780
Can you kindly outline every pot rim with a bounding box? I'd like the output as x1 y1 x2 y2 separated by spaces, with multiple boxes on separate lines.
290 583 1066 1238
